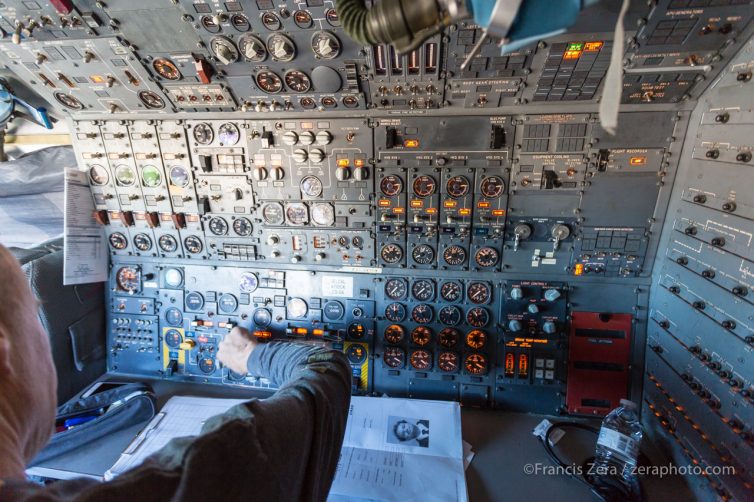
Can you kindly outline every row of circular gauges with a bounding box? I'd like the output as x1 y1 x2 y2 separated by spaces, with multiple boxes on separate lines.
53 90 167 111
383 347 489 374
381 303 492 328
260 201 335 227
383 325 490 350
109 232 205 255
88 164 192 189
199 9 340 34
380 175 506 199
383 278 492 304
380 244 500 268
191 123 332 147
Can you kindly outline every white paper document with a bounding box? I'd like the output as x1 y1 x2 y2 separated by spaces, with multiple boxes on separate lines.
63 169 107 285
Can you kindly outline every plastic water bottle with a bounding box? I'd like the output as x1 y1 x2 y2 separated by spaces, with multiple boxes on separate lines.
593 399 643 484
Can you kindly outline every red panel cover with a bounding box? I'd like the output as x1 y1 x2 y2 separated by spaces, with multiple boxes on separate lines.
50 0 73 14
567 312 632 416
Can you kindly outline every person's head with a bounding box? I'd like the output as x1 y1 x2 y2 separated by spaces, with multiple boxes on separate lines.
393 420 419 442
0 245 57 478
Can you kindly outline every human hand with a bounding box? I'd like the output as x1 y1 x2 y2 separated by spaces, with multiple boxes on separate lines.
217 327 258 374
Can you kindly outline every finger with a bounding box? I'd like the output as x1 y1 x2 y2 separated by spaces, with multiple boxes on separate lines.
230 326 253 343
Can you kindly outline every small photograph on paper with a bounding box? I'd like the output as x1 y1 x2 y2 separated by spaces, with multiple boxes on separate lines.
386 416 430 448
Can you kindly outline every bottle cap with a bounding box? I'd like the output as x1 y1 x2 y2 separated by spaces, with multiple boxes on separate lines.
620 399 637 410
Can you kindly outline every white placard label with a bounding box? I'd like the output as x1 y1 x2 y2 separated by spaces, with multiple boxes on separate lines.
322 276 354 298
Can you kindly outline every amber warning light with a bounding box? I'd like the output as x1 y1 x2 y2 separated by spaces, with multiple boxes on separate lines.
630 156 647 166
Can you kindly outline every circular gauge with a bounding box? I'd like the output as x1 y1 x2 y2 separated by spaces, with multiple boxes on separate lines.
481 176 505 198
88 165 109 186
446 175 470 198
284 70 311 93
261 11 281 30
139 90 165 109
410 350 432 370
438 351 459 373
256 71 283 94
200 15 221 33
384 324 405 344
169 165 190 187
385 303 406 322
152 58 181 80
164 268 183 288
210 36 239 64
231 13 250 31
285 202 309 226
239 271 259 293
116 266 140 293
467 282 491 304
114 165 136 186
218 293 238 314
346 345 367 364
267 33 296 62
184 235 203 254
348 323 365 339
218 122 240 145
141 165 162 187
300 176 323 197
233 217 253 236
441 281 463 302
133 233 152 252
443 245 466 266
54 92 84 110
380 175 403 196
287 297 308 318
325 8 340 26
158 234 178 253
465 329 487 349
466 307 490 328
300 97 316 109
238 34 267 62
475 247 499 268
199 357 216 374
208 217 229 236
253 308 272 327
165 307 183 327
193 123 214 145
165 329 182 348
411 244 435 265
294 10 313 28
385 278 407 300
438 306 462 326
311 203 335 226
439 328 460 348
311 30 341 59
185 291 204 311
411 304 433 324
381 243 403 264
383 346 405 368
324 300 344 320
465 353 488 375
109 232 128 250
262 202 285 225
321 96 337 108
343 95 359 108
411 326 432 346
411 279 435 301
412 175 436 197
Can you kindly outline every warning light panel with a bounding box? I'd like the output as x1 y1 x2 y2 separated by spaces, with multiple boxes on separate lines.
518 353 529 378
404 139 419 148
505 353 515 378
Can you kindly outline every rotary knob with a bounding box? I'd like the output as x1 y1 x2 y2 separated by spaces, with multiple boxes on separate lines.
336 166 351 181
544 289 561 302
253 166 268 181
292 148 308 163
316 130 333 145
527 303 539 314
299 131 315 145
353 166 368 181
510 288 524 300
267 235 279 245
315 252 325 261
309 148 325 163
542 321 557 334
291 255 301 263
508 320 522 332
282 131 299 145
271 166 285 180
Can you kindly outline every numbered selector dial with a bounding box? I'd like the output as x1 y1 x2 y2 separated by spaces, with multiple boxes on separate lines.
411 279 435 301
384 324 405 344
438 352 459 372
410 350 432 370
411 304 433 324
384 303 406 322
267 33 296 62
474 247 499 267
481 176 505 198
413 175 436 197
411 326 432 346
446 175 470 198
411 244 435 265
381 244 403 264
238 34 267 62
311 30 341 59
383 347 406 368
256 71 283 93
380 175 403 196
465 353 488 375
284 70 312 93
384 278 407 300
443 245 466 266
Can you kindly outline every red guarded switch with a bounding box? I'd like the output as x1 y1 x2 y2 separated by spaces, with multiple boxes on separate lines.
50 0 74 14
194 58 212 84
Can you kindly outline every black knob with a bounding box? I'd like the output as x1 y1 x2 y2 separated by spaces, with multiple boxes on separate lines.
732 286 748 297
715 112 730 123
669 285 680 294
722 320 736 330
659 320 670 329
705 149 719 159
684 226 697 235
721 201 736 212
711 237 725 247
693 301 705 310
708 361 720 370
676 256 688 265
737 71 752 82
736 152 752 163
693 194 707 204
701 269 715 278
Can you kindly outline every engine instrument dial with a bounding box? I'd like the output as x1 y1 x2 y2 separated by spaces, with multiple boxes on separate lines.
285 70 312 93
185 291 205 311
440 281 463 302
210 36 239 65
261 11 281 30
192 123 214 145
153 58 181 80
438 306 462 326
348 323 365 339
384 324 405 344
139 91 165 109
238 34 267 62
464 353 488 375
300 176 323 197
208 217 229 236
165 329 182 348
294 10 313 28
311 203 335 226
383 346 405 368
381 243 403 264
446 175 470 198
465 329 487 349
311 30 341 59
410 350 432 370
385 278 407 300
384 303 406 322
412 244 435 265
380 175 403 196
466 307 490 328
133 233 152 252
158 235 178 253
411 326 432 346
412 175 436 197
438 351 459 372
267 34 296 62
443 245 466 266
165 308 183 327
199 358 216 374
262 202 285 225
411 279 435 301
184 235 203 254
411 304 433 324
474 247 499 268
467 282 491 304
116 266 141 293
109 232 128 250
233 217 253 236
218 122 240 145
439 328 460 348
481 176 505 198
256 71 283 94
285 202 309 226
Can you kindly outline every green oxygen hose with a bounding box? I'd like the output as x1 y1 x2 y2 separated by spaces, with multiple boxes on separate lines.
336 0 376 46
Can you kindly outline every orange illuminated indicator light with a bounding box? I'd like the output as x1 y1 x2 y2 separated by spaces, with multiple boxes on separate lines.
312 329 325 337
294 327 308 335
393 207 405 214
160 213 173 221
410 199 423 208
459 208 471 216
403 139 419 148
186 214 200 222
492 209 505 217
584 41 603 52
426 208 437 214
574 263 584 276
203 321 214 327
630 156 647 166
505 353 515 377
378 199 391 207
443 200 457 208
254 330 272 340
563 50 582 60
90 75 106 83
354 158 366 167
518 354 529 377
477 201 491 209
337 159 350 168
